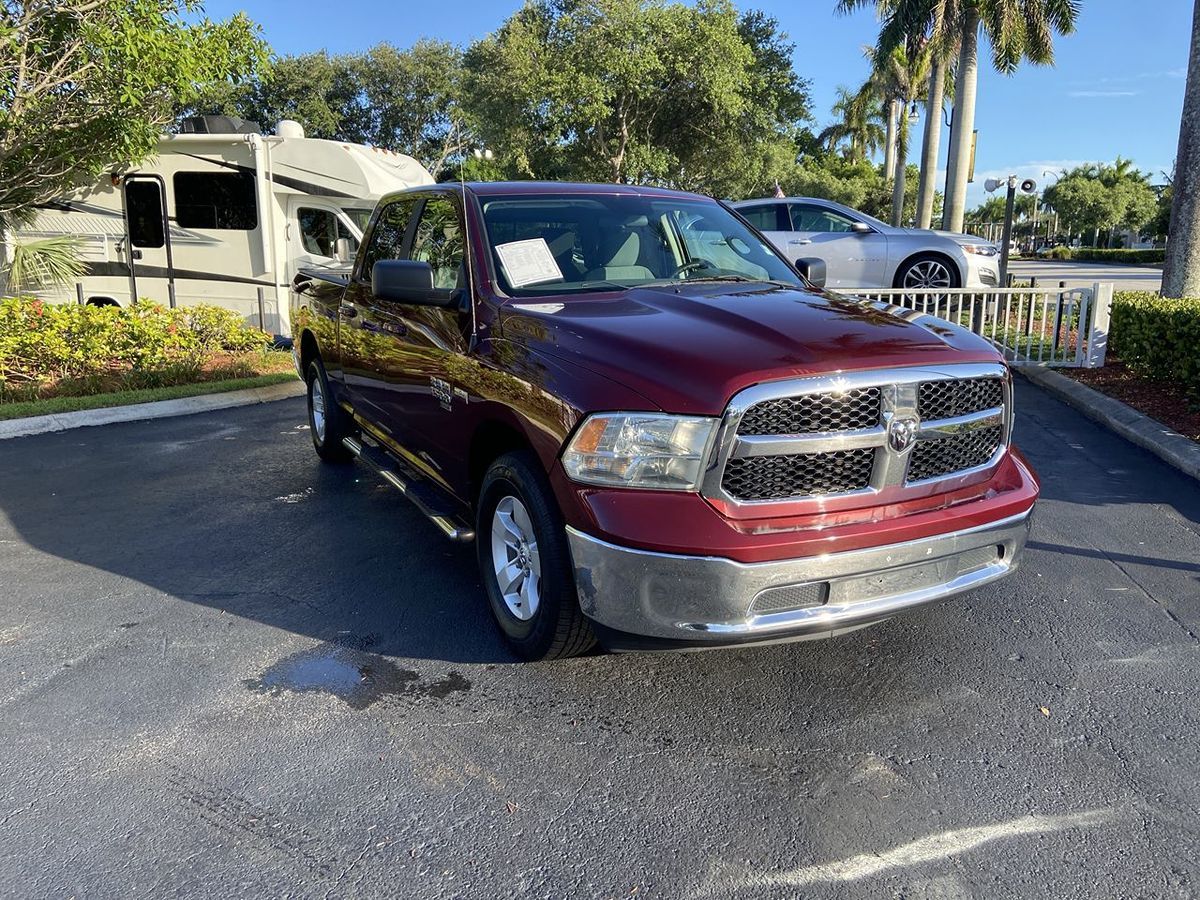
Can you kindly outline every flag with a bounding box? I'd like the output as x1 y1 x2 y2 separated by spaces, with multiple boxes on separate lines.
773 181 785 199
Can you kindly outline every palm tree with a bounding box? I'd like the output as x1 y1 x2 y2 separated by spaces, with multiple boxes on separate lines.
840 0 1080 233
1163 0 1200 299
867 41 933 225
819 84 887 163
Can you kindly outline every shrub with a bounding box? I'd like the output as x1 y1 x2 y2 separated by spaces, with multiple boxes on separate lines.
1046 247 1164 264
0 297 270 394
1110 291 1200 397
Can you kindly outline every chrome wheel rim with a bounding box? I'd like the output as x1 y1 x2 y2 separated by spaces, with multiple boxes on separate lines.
902 260 953 289
490 495 541 621
310 374 327 443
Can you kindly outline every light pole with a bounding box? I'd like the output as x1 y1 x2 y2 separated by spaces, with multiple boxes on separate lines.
986 175 1038 285
1041 169 1062 245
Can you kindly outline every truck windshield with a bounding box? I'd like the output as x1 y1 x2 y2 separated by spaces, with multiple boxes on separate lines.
479 194 804 297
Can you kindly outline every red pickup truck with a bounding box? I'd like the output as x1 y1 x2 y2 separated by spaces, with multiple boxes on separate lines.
292 181 1039 659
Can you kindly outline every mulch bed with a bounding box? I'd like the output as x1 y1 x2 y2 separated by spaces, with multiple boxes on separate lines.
1064 360 1200 443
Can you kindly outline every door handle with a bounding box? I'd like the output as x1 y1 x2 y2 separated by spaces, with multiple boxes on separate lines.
789 238 813 245
339 303 357 319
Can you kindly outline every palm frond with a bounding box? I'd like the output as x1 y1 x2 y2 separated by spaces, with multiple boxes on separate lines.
5 236 86 294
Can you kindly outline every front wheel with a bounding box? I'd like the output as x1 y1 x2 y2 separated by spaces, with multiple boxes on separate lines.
306 358 354 463
476 451 596 660
894 254 961 290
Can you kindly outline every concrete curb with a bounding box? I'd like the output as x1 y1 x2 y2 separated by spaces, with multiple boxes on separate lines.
1020 367 1200 482
0 379 305 441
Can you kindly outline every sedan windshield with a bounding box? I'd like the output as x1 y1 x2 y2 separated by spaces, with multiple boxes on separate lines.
479 193 804 297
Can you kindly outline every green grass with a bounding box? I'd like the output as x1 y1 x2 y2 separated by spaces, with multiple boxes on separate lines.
0 371 299 421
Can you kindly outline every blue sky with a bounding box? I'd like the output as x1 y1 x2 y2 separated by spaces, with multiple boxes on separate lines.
207 0 1191 206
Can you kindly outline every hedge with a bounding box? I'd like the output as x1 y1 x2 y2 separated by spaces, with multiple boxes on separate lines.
0 297 270 397
1045 246 1164 264
1110 291 1200 397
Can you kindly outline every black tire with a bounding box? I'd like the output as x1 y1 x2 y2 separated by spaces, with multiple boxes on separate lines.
893 253 962 289
306 358 354 463
476 451 596 660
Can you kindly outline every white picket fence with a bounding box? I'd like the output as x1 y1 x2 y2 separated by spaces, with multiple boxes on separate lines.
843 282 1114 368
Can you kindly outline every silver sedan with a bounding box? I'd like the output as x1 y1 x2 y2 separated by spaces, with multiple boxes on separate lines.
732 197 1002 291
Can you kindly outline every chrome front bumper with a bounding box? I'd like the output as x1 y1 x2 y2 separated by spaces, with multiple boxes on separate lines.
566 511 1032 647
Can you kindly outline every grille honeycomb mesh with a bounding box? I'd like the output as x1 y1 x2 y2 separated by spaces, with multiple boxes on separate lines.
722 448 875 501
918 378 1003 421
738 387 881 435
908 426 1002 482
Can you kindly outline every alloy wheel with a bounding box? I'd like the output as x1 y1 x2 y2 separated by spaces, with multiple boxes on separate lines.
310 373 327 444
490 495 542 621
902 259 953 289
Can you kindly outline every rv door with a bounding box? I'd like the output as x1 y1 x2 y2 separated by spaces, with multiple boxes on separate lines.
122 175 175 306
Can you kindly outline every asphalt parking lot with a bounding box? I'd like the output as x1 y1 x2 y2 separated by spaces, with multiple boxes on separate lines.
2 381 1198 899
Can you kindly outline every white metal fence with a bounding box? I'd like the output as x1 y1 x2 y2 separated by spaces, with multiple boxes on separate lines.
843 282 1113 368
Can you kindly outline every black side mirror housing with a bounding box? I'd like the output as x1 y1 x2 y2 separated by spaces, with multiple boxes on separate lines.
795 257 827 290
850 221 872 234
371 259 457 307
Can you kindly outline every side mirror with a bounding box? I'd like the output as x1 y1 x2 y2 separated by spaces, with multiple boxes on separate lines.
371 259 457 307
850 222 872 234
795 257 827 289
334 237 352 262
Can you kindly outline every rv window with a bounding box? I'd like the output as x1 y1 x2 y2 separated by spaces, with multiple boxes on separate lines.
298 207 359 258
409 198 464 290
360 199 418 277
174 171 257 230
126 180 165 248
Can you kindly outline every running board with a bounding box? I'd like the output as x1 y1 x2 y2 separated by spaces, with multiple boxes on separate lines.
342 437 476 543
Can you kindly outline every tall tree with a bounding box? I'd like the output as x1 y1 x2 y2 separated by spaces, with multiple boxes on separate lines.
0 0 267 229
1164 0 1200 299
819 85 886 162
942 0 1080 232
867 40 932 225
462 0 810 196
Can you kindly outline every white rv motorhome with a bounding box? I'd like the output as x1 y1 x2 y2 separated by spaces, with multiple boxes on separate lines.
13 116 433 338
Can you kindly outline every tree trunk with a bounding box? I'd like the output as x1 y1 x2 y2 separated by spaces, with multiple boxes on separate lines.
1163 0 1200 297
916 55 946 229
942 10 980 233
892 121 907 226
883 99 898 181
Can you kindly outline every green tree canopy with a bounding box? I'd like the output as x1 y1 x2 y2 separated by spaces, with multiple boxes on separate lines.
1 0 268 228
1044 160 1158 241
184 41 469 178
461 0 811 196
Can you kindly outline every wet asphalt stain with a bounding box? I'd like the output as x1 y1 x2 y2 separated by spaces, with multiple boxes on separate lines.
244 642 471 711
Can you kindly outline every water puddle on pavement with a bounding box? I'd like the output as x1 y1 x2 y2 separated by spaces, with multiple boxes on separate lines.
244 642 470 710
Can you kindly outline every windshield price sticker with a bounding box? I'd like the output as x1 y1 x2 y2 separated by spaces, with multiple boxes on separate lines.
495 238 563 288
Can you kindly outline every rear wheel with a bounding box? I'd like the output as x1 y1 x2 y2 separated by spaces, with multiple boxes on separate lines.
477 451 595 660
306 358 353 463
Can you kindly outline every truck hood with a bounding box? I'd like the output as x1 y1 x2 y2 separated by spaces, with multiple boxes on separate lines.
497 282 1004 416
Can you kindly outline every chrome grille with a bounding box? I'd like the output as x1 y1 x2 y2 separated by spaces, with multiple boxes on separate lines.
918 377 1003 420
705 365 1011 507
722 448 875 501
739 387 881 435
908 425 1003 483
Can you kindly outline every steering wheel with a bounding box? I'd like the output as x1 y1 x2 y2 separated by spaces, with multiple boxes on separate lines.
671 260 715 279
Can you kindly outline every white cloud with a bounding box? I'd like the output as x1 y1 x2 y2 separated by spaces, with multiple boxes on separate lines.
1074 68 1185 85
1068 90 1139 98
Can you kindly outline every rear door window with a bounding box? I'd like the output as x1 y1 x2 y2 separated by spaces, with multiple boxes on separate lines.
739 204 786 232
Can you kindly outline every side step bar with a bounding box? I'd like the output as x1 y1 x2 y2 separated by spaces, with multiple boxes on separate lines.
342 437 476 543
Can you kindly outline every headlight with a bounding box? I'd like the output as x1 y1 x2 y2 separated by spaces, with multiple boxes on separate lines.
562 413 717 490
961 243 999 257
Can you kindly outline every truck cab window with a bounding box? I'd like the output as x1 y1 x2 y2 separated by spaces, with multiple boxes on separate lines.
360 199 418 278
174 171 257 230
125 180 165 248
298 207 358 258
409 198 464 290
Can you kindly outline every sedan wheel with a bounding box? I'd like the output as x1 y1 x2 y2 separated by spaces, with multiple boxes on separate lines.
902 259 954 289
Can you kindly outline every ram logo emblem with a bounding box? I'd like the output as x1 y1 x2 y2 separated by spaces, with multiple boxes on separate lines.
887 416 919 454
